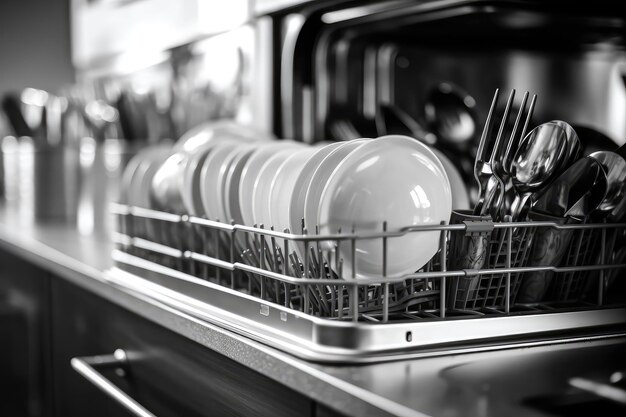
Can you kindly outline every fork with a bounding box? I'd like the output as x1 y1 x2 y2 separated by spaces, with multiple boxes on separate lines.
473 89 537 220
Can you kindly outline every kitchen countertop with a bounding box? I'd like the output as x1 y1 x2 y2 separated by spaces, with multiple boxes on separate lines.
1 208 625 417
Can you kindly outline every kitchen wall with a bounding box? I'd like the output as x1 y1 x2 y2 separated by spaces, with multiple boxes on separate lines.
0 0 74 98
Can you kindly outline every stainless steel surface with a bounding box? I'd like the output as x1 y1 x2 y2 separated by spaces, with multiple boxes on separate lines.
301 0 626 149
71 349 156 417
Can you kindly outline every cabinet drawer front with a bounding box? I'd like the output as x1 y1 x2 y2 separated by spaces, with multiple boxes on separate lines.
52 279 313 417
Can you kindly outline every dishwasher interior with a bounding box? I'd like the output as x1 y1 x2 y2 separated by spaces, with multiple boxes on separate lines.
104 0 626 364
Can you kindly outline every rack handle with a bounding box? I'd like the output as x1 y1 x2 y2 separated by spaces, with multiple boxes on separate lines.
70 349 156 417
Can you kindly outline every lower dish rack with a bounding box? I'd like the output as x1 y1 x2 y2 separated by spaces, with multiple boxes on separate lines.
106 203 626 363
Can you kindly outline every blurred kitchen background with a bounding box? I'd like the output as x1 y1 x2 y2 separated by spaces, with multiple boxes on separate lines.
1 0 625 238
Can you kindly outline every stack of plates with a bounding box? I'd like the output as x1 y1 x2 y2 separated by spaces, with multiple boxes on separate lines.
122 125 465 278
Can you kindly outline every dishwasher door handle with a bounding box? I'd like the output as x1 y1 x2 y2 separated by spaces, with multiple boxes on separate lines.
71 349 156 417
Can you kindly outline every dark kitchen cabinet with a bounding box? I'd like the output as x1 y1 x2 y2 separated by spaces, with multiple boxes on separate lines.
0 244 340 417
0 254 52 417
50 277 315 417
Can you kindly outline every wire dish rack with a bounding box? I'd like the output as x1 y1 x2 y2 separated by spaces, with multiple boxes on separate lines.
106 203 626 363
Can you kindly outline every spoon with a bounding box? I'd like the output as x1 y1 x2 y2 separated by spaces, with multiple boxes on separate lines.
424 82 477 152
588 151 626 218
509 122 569 220
548 120 582 168
533 157 608 220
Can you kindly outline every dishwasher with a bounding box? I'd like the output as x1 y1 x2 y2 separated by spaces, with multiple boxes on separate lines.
104 0 626 369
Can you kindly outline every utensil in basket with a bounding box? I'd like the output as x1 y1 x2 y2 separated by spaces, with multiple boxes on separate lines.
508 122 570 221
588 151 626 219
472 88 508 219
473 89 537 220
521 157 610 303
533 156 608 220
517 211 579 303
447 209 493 309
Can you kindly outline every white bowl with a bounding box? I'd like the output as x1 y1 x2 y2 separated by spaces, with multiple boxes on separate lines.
239 141 304 226
318 135 452 279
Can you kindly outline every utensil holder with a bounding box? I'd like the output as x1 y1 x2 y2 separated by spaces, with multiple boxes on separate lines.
446 210 493 309
548 223 604 302
447 210 535 311
77 137 139 236
517 211 578 303
2 136 79 222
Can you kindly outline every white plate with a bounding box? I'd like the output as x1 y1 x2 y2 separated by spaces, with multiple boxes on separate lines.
179 141 221 216
151 152 186 213
268 147 319 233
377 134 468 209
251 147 301 228
318 135 452 279
430 148 470 210
288 142 344 236
199 141 240 220
303 139 369 234
128 146 171 209
120 149 149 205
222 143 258 225
239 140 304 226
